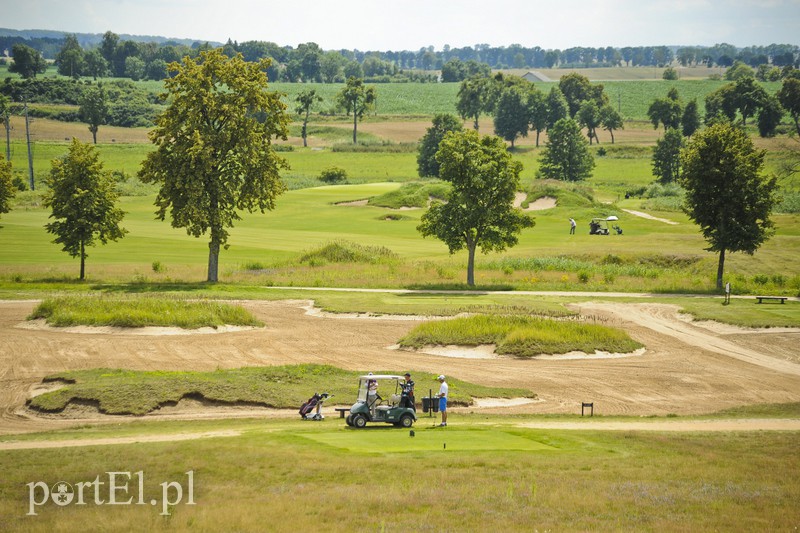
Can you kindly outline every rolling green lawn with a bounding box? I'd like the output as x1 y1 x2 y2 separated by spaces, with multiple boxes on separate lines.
2 179 799 295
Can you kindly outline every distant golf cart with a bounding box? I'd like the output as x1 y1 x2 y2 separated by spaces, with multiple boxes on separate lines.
589 215 622 235
346 374 417 428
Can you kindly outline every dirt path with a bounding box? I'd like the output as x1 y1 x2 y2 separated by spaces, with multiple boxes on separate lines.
1 299 798 435
622 209 679 225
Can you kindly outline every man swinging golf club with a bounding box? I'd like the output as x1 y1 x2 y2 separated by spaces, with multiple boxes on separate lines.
437 375 448 427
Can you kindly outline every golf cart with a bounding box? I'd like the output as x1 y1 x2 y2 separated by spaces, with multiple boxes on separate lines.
346 374 417 428
589 215 621 235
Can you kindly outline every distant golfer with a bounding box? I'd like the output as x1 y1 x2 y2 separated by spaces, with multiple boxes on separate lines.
401 372 415 410
569 218 577 235
725 281 731 304
437 375 448 427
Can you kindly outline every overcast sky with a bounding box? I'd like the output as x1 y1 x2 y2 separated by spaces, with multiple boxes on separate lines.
5 0 800 50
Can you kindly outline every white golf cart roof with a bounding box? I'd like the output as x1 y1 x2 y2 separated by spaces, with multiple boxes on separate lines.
605 215 619 221
359 374 404 380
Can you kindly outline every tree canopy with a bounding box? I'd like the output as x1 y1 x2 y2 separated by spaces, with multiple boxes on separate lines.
0 154 14 219
417 113 463 178
417 130 534 286
78 86 109 144
44 139 127 280
9 44 48 79
295 89 323 148
139 49 289 282
777 78 800 136
679 122 779 289
538 118 595 182
652 128 684 184
336 77 377 143
493 86 529 148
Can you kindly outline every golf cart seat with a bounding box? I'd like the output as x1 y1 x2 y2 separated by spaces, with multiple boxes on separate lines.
376 405 391 412
390 394 401 405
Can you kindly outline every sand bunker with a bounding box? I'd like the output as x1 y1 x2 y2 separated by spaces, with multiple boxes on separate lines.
335 199 370 207
395 344 645 360
514 193 557 211
17 319 258 336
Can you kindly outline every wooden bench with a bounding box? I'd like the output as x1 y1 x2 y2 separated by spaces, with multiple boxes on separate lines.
756 296 788 304
334 408 350 418
581 402 594 416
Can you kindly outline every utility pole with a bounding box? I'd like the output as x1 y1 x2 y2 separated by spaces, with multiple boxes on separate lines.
3 109 9 162
24 101 34 191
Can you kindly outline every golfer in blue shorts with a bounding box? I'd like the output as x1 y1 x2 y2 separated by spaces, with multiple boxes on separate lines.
437 375 448 427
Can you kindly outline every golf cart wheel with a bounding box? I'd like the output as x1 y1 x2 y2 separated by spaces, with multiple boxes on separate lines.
345 414 354 426
352 414 367 428
399 414 414 428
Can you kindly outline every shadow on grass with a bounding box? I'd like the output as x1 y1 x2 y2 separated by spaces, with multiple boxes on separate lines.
404 283 515 292
90 282 216 294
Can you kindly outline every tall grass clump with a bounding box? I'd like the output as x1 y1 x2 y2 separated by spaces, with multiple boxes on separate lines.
28 364 533 414
28 295 263 329
368 181 450 208
298 240 399 265
399 314 642 356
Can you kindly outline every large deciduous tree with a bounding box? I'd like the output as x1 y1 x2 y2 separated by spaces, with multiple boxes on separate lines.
527 88 548 147
777 78 800 136
0 154 14 220
647 92 683 131
558 73 608 119
9 44 48 79
55 34 85 79
79 86 108 144
295 89 322 148
538 118 595 182
651 128 684 184
599 104 624 144
139 50 289 282
417 113 463 178
493 86 529 148
681 99 701 137
44 139 127 280
456 76 492 130
336 76 377 144
679 122 779 289
577 100 602 144
417 130 534 286
545 86 569 130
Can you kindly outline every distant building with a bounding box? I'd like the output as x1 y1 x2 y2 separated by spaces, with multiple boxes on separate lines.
522 71 552 82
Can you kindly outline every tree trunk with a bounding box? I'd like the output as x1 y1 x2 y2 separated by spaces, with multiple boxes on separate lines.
302 110 310 147
353 111 358 144
207 238 220 282
473 116 479 130
79 240 85 281
610 129 615 144
535 130 540 147
466 244 476 287
716 248 726 290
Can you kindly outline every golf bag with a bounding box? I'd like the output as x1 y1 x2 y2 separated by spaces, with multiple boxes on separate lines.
299 392 330 420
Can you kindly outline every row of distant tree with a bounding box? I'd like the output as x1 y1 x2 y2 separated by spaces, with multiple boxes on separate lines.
3 31 799 83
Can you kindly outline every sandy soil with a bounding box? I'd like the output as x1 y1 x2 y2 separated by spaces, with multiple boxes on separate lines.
622 209 679 225
513 193 557 211
1 299 799 436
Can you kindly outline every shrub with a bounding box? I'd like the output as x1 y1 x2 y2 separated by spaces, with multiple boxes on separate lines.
577 270 591 283
318 167 348 184
151 261 163 273
11 176 27 191
753 274 770 285
299 241 398 265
